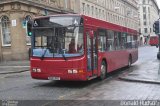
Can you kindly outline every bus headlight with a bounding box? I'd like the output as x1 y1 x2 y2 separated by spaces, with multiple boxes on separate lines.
32 68 37 72
32 68 41 73
73 69 78 74
68 70 72 74
37 68 41 73
68 69 78 74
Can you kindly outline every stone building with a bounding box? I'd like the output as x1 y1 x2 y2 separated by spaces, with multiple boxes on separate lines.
0 0 75 61
73 0 139 33
138 0 159 45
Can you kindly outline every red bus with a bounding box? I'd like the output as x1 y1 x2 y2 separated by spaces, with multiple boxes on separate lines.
149 36 159 47
29 14 138 81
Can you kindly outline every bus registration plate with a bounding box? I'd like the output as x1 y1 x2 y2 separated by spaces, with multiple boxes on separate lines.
48 77 60 80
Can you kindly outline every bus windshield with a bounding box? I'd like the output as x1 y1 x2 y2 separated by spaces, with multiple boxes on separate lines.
32 16 84 58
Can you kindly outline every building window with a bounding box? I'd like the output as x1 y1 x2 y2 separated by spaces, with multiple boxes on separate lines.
102 10 105 20
41 0 48 2
143 14 146 20
144 21 147 25
99 9 101 19
144 28 148 33
143 0 145 4
25 15 31 22
82 3 85 14
64 0 68 8
139 29 141 33
50 0 59 6
50 0 56 3
25 15 32 45
87 4 90 15
91 6 94 17
95 8 98 18
1 16 11 46
108 13 109 21
148 7 150 13
143 7 146 13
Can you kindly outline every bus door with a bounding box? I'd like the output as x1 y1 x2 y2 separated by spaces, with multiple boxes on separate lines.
86 30 98 77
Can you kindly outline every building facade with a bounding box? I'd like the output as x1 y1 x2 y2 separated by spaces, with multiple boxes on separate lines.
73 0 139 32
0 0 75 61
138 0 159 45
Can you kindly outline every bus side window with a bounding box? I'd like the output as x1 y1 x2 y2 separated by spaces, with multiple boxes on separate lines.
98 29 106 52
121 33 127 49
133 35 138 48
107 30 114 51
127 34 132 49
114 32 121 50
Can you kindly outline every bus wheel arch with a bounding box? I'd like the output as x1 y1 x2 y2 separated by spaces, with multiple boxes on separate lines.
99 59 107 80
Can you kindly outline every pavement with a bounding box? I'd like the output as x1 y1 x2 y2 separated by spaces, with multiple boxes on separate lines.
119 57 160 84
0 60 30 74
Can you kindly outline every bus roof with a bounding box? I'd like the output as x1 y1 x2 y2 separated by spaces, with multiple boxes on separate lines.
34 14 81 19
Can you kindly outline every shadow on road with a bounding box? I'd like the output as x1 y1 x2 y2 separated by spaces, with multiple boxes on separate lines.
36 78 101 89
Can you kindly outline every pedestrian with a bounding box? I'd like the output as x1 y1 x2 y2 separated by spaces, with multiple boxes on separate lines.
144 38 147 45
140 37 142 46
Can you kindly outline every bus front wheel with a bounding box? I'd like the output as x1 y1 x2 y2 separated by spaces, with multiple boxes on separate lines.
157 52 160 60
156 45 158 48
99 61 106 80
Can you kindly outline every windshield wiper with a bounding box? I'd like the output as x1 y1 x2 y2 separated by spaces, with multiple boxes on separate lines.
61 49 67 61
62 54 67 61
41 48 48 60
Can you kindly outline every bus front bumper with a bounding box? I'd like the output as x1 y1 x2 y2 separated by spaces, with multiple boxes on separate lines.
31 71 87 81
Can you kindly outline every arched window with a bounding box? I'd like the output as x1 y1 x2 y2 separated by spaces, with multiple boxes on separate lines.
1 16 11 46
25 15 31 22
25 15 32 45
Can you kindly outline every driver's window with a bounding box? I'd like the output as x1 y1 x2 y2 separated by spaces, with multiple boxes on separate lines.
98 29 106 52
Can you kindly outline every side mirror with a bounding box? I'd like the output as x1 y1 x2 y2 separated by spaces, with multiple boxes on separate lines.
26 21 33 36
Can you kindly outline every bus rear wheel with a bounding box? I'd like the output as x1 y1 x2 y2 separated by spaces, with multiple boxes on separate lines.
99 61 106 80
